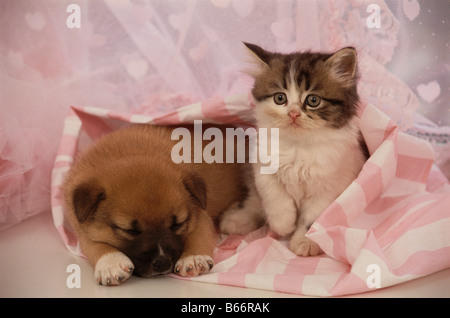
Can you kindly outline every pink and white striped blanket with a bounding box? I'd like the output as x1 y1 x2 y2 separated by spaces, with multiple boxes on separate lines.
51 93 450 296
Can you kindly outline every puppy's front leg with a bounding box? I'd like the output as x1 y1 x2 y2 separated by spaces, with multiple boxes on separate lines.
79 236 134 286
174 212 216 277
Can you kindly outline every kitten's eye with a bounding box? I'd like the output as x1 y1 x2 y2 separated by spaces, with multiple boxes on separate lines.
273 93 287 105
306 95 321 108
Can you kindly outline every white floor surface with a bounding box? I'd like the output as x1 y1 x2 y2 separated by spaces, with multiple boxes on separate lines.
0 212 448 298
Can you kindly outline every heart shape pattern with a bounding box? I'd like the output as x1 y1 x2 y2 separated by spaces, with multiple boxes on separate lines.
168 13 188 31
25 11 46 31
271 18 293 40
232 0 254 18
126 58 149 80
416 80 441 103
402 0 420 22
189 40 209 61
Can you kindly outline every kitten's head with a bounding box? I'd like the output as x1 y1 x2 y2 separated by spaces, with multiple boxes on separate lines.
244 42 359 131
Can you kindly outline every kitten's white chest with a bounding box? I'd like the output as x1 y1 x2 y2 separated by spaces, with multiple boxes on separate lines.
277 142 324 201
275 127 362 205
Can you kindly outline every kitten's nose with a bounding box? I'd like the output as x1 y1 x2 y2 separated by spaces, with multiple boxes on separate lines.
288 110 300 120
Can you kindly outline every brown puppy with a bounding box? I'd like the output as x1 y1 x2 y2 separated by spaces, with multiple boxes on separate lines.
62 124 249 285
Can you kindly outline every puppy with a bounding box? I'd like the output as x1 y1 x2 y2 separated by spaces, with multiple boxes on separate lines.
62 124 251 285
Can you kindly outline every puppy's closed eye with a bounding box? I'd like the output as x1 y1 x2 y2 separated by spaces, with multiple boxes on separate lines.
170 215 189 233
115 220 142 237
121 228 141 236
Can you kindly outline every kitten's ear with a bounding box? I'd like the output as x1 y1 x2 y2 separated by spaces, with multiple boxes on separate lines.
243 42 272 65
243 42 272 77
325 47 358 86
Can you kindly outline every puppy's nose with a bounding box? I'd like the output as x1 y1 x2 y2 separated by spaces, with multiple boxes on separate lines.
151 255 171 272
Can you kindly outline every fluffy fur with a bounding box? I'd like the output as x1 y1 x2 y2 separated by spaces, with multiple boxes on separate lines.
244 43 367 256
62 124 252 285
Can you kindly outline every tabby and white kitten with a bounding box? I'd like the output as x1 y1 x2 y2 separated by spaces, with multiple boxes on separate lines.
244 43 367 256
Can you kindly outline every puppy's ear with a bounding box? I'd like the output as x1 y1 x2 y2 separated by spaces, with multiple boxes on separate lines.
72 179 106 223
182 172 207 210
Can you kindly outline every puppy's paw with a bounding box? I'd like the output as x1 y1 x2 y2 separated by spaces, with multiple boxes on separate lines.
94 252 134 286
174 255 213 277
289 236 323 257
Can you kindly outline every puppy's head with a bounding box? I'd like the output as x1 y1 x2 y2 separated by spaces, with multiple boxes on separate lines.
71 160 207 277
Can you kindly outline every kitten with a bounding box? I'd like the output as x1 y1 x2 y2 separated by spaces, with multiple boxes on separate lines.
243 42 367 256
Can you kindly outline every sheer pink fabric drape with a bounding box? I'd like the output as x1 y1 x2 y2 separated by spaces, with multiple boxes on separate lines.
1 0 448 230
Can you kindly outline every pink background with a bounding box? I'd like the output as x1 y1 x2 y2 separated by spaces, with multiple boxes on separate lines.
1 0 449 230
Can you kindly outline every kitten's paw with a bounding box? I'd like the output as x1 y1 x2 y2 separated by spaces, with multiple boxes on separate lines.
267 210 296 237
290 237 323 257
220 203 264 235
